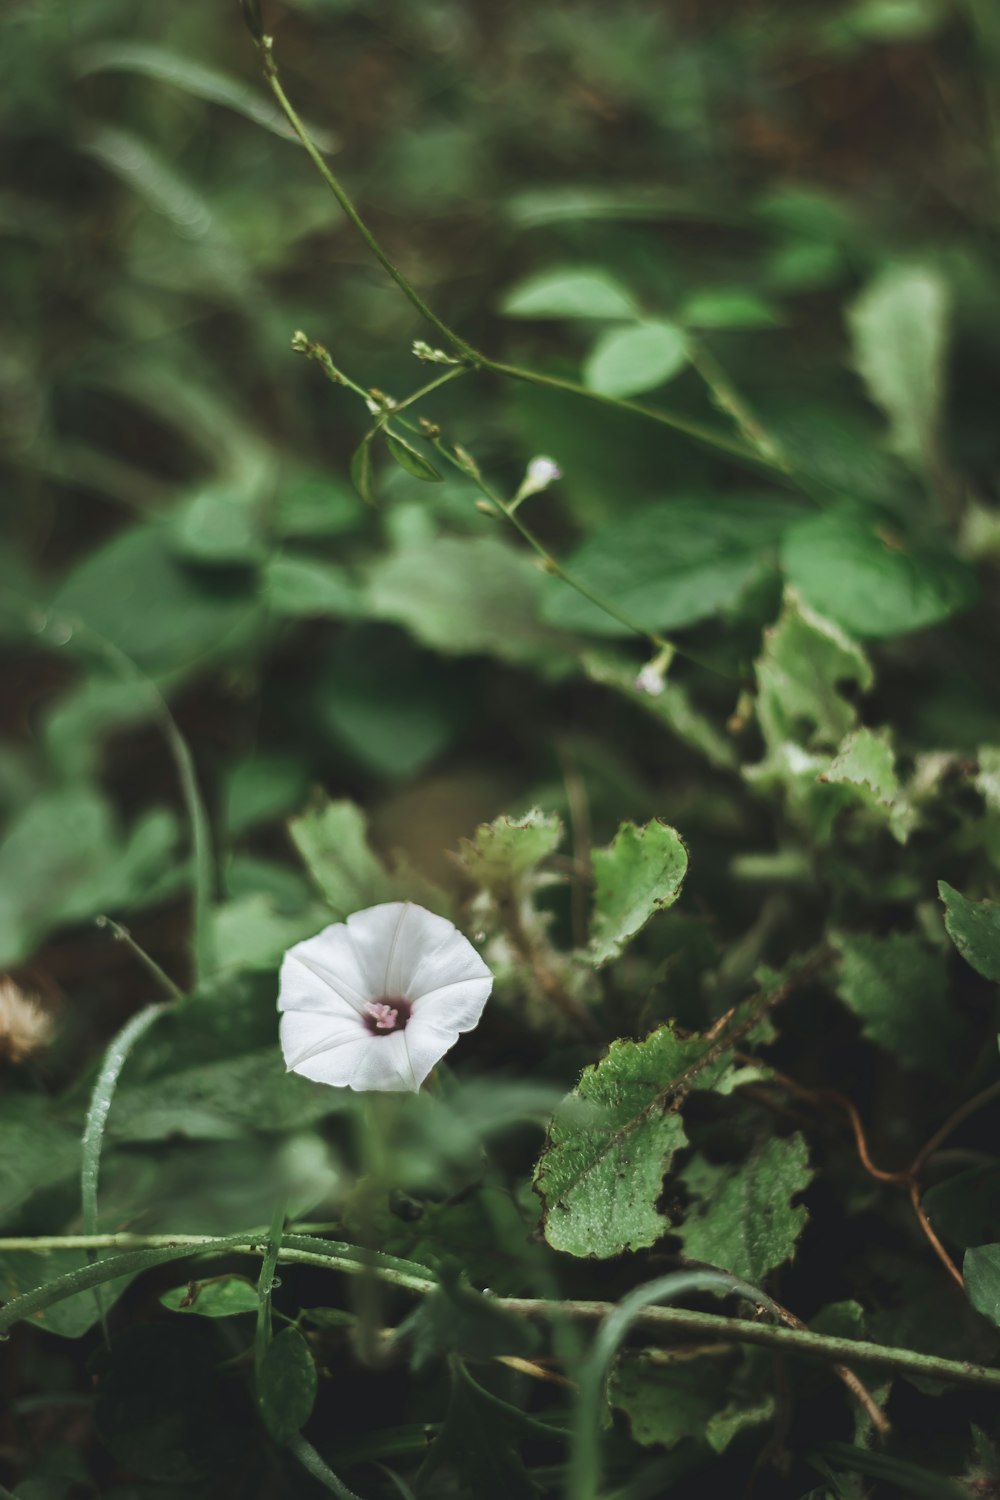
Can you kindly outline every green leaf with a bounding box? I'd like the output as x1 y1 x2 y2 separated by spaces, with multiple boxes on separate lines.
583 321 688 398
782 510 973 638
965 1244 1000 1327
820 726 914 843
211 894 330 974
609 1351 731 1450
384 432 442 482
367 534 574 667
754 589 872 750
262 555 363 618
258 1326 318 1442
108 1047 350 1142
0 1247 138 1339
938 882 1000 981
924 1166 1000 1250
315 628 469 779
590 819 688 966
534 1024 731 1258
223 751 311 838
542 496 801 637
75 42 337 150
0 787 178 968
172 486 267 567
675 1134 813 1281
288 795 393 917
350 439 375 504
456 809 563 896
847 262 949 470
833 931 961 1072
500 267 637 320
160 1276 260 1317
272 473 362 540
52 520 258 673
679 289 781 328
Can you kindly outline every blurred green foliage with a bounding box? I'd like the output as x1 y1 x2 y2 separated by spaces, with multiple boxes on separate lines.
4 0 1000 1495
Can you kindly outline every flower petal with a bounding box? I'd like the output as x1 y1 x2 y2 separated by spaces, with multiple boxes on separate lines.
279 924 372 1015
411 976 493 1033
397 1015 467 1088
344 902 462 998
280 1008 366 1073
346 1030 419 1092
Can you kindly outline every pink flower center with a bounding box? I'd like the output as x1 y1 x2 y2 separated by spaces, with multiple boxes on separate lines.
363 996 412 1034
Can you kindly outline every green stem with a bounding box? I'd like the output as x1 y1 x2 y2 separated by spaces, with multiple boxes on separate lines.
254 35 784 478
81 1002 168 1341
2 1233 999 1396
94 916 184 1001
286 1435 367 1500
258 38 478 363
255 1197 287 1382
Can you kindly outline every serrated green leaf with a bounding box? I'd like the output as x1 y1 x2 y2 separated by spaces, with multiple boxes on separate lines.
457 809 562 895
211 894 330 974
675 1133 813 1280
289 795 393 916
847 263 949 471
590 819 688 966
755 589 873 750
500 267 637 320
534 1024 730 1258
581 651 737 769
350 439 375 503
583 320 688 398
160 1276 260 1317
542 496 801 638
820 726 914 843
832 931 960 1072
258 1326 317 1442
384 432 442 482
609 1351 731 1450
938 882 1000 981
782 509 973 639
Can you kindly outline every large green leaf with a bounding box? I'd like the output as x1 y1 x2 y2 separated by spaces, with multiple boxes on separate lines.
583 320 688 398
500 266 637 320
534 1024 730 1258
674 1133 813 1280
542 496 801 637
609 1351 731 1451
938 882 1000 981
52 521 258 673
589 819 688 966
0 1247 138 1338
782 510 974 639
367 534 575 667
833 931 962 1072
847 262 949 471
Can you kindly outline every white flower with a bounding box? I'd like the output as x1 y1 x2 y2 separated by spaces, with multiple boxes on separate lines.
513 455 562 506
278 902 493 1093
633 662 666 697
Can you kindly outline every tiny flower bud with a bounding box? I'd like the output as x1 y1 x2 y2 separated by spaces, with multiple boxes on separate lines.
513 454 562 508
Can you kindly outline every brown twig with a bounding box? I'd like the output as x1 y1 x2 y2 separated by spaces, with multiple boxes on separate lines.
765 1294 891 1438
741 1058 968 1289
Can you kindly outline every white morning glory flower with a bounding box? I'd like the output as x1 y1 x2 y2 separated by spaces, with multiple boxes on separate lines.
278 902 493 1093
